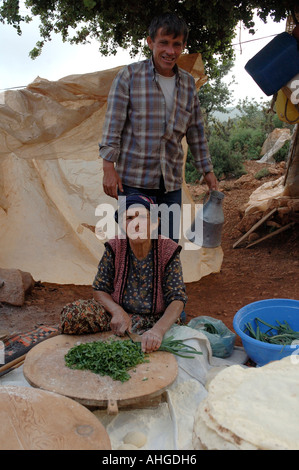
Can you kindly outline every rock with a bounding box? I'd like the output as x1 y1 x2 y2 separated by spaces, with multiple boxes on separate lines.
20 271 35 294
234 174 255 189
259 128 291 162
0 268 35 306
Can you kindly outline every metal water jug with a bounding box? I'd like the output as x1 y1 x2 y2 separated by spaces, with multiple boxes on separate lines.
186 190 225 247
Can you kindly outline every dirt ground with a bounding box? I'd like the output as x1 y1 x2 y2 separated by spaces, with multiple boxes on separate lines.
1 161 298 347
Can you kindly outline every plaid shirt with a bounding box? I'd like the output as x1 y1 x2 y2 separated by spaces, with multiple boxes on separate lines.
99 58 213 192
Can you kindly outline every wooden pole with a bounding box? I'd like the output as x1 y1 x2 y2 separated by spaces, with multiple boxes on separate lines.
283 124 299 197
0 354 27 376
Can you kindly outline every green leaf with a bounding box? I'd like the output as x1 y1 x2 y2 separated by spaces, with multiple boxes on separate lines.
65 338 147 382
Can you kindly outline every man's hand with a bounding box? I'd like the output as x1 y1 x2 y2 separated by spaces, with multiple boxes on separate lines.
204 171 218 191
103 160 123 199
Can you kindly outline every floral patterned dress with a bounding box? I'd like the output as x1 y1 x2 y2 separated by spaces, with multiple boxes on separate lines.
60 244 187 335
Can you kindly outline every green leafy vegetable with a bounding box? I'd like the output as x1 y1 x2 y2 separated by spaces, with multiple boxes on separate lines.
64 335 202 383
158 336 202 358
64 338 147 382
202 323 218 334
244 318 299 346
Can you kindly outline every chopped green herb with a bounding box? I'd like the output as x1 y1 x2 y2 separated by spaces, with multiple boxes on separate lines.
64 338 147 382
64 335 202 383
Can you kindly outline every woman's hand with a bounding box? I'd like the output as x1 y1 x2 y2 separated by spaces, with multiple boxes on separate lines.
93 290 131 336
141 328 163 353
110 309 132 336
141 301 185 352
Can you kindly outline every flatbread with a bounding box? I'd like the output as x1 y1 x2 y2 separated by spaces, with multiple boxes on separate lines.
192 400 240 450
202 357 299 450
197 399 258 450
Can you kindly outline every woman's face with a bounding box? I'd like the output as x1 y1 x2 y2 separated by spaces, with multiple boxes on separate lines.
122 205 158 242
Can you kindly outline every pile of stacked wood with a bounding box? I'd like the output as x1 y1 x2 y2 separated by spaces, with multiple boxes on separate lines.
234 125 299 248
234 197 299 248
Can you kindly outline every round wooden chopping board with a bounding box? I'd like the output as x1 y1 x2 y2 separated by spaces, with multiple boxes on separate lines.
0 385 111 450
23 332 178 410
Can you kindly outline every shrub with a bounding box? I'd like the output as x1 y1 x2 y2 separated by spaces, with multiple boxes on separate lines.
184 97 294 184
254 168 270 180
208 135 246 179
185 150 202 183
229 128 266 160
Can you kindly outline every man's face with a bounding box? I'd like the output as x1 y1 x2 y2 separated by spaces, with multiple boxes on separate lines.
147 27 186 77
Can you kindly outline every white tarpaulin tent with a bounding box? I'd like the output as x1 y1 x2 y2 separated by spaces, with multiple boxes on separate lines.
0 54 223 285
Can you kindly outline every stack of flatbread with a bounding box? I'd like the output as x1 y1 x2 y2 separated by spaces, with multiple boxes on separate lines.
193 356 299 450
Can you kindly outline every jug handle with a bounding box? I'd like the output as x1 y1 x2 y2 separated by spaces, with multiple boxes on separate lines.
203 191 210 204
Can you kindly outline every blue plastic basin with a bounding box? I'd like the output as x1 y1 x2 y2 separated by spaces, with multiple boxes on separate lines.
233 299 299 366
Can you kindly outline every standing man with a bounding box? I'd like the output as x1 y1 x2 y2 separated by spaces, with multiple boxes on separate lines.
99 12 218 241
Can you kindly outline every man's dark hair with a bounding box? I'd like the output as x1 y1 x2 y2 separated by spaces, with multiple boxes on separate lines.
148 12 189 43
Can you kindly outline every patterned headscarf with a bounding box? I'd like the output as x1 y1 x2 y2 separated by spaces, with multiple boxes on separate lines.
114 194 156 224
